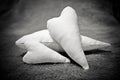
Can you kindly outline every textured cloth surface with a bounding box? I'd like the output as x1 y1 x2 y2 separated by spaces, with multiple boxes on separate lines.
0 0 120 80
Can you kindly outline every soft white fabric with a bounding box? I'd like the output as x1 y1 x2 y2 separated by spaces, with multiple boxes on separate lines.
47 6 89 69
16 29 111 52
16 6 111 70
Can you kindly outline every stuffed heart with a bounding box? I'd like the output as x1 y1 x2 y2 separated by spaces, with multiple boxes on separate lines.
16 29 111 52
47 6 89 69
16 6 111 70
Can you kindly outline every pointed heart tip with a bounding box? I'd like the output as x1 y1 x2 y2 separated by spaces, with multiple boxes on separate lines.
83 65 89 70
65 58 70 63
105 43 111 46
98 41 111 47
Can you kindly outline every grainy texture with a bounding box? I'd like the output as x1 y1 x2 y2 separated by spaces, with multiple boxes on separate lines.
0 0 120 80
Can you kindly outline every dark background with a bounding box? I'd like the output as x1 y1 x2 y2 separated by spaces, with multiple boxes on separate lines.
0 0 120 80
